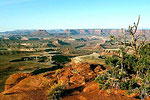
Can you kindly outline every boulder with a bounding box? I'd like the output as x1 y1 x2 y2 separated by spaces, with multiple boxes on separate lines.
5 73 31 90
83 82 99 93
70 74 85 85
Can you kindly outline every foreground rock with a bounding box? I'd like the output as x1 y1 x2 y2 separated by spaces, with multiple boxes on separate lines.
63 82 138 100
0 62 139 100
5 73 31 90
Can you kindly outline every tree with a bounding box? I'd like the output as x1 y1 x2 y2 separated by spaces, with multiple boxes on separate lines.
128 15 146 57
110 16 147 72
98 16 150 99
110 15 146 58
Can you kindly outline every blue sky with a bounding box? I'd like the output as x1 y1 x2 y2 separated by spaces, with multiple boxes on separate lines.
0 0 150 31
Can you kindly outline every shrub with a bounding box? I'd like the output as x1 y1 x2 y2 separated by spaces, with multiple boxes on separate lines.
105 56 120 66
126 91 131 95
123 54 137 68
120 81 129 90
96 43 150 99
47 81 66 100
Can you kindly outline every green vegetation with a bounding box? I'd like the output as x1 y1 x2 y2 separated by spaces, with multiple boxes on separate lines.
95 43 150 99
58 40 70 45
47 81 66 100
105 56 120 66
126 91 131 95
47 43 57 47
45 49 55 52
75 38 87 42
95 16 150 99
1 23 150 100
0 51 35 55
0 36 100 93
52 55 71 64
32 65 63 75
75 44 86 49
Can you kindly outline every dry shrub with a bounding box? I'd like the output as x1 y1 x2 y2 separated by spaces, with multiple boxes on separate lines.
47 80 66 100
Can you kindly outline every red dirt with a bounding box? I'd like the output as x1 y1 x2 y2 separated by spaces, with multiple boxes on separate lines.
62 81 139 100
0 62 141 100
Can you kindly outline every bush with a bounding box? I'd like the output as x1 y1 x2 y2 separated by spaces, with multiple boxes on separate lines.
95 65 139 91
105 56 120 66
120 81 129 90
96 43 150 99
123 54 137 68
47 81 66 100
126 91 131 95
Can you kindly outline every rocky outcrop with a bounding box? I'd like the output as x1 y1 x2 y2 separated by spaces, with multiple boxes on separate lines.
0 62 139 100
1 75 49 100
63 82 138 100
5 73 31 90
32 30 50 36
57 63 101 86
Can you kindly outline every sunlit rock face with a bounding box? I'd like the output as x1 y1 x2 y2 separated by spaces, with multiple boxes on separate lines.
32 30 50 36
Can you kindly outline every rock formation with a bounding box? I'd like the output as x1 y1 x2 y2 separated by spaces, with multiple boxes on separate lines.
32 30 50 36
0 62 140 100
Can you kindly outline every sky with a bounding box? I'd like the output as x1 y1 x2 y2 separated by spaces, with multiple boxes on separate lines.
0 0 150 32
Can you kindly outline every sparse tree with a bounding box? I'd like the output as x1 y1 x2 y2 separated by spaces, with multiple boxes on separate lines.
110 16 147 72
110 15 147 58
128 15 147 57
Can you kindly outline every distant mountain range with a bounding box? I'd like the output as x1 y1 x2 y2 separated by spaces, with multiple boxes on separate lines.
0 30 36 35
0 29 150 37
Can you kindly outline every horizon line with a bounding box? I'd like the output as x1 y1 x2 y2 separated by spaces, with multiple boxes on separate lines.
1 28 150 32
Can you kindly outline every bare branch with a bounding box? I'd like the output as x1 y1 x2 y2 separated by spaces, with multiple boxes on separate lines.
137 34 147 50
